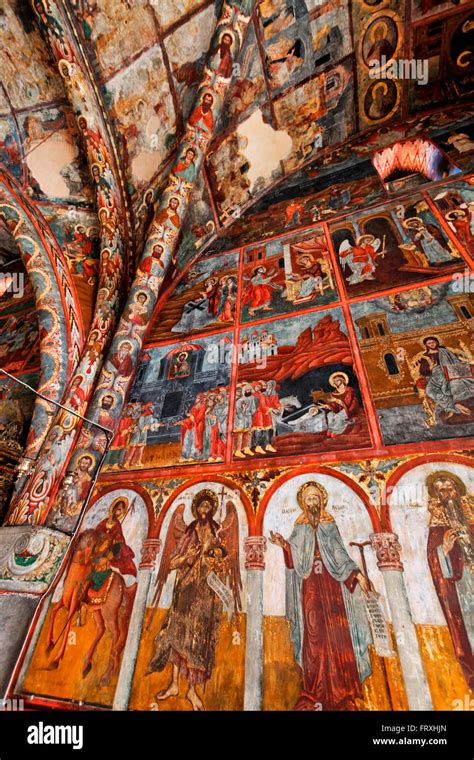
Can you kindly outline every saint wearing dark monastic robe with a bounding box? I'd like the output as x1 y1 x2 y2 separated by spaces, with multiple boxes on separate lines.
425 472 473 689
270 481 372 710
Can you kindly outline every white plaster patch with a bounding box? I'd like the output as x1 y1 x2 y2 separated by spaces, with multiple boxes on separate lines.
25 131 78 198
237 110 292 191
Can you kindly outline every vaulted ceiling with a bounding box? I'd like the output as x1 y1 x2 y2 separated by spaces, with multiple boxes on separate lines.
0 0 473 294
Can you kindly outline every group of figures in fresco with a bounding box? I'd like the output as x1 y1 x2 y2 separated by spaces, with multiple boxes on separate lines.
26 467 473 711
233 372 361 459
172 275 237 333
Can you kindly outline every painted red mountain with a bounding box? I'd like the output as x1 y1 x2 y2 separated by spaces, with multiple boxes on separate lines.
239 315 352 382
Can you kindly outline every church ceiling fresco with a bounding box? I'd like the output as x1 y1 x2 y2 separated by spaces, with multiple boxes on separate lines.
0 0 473 728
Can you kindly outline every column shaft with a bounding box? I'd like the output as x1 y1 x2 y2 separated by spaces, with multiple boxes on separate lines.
113 539 160 711
243 536 266 711
371 532 433 711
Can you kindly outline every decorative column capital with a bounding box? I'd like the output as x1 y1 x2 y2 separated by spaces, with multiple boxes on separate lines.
139 538 161 570
370 532 403 571
244 536 267 570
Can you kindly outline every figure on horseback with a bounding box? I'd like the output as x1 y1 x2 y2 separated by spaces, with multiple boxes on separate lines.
45 497 137 686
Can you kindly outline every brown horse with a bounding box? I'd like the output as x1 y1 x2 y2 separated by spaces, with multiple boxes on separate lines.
82 571 136 686
45 529 136 686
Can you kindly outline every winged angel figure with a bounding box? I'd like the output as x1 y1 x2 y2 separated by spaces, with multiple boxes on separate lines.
146 489 242 710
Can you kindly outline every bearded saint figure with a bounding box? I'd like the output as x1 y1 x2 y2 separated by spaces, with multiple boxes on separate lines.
425 472 473 688
146 490 242 710
270 481 372 710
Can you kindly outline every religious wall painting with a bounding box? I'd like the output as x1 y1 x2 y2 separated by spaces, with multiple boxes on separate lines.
408 9 474 116
262 473 400 711
75 0 158 80
430 179 474 257
0 273 39 373
363 79 400 125
208 157 386 249
350 281 474 446
217 22 268 134
241 228 338 322
18 108 92 202
21 489 149 708
258 0 299 42
164 3 219 125
0 117 22 181
172 174 216 274
389 462 473 704
0 1 64 110
353 1 404 130
274 61 355 174
258 2 351 97
429 120 474 176
329 195 466 298
147 251 239 342
106 332 234 470
0 369 38 426
130 481 248 711
412 0 471 21
153 0 211 31
106 45 176 192
233 307 372 462
360 15 399 70
206 127 259 224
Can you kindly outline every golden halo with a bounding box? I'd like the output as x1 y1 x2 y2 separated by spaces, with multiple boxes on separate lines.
420 334 441 348
219 29 235 45
191 489 219 519
297 480 328 509
372 81 388 98
296 481 333 523
445 210 466 220
370 20 388 43
109 496 129 519
100 392 116 408
76 453 94 468
329 371 349 388
296 252 315 263
426 471 466 498
403 216 423 228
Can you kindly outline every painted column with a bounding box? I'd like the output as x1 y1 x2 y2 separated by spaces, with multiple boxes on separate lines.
113 538 161 711
8 0 132 525
370 532 433 711
0 173 83 476
243 536 266 711
29 0 257 531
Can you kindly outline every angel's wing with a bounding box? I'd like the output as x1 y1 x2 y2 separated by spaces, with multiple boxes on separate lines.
151 503 187 608
218 502 243 613
372 238 381 252
338 239 352 255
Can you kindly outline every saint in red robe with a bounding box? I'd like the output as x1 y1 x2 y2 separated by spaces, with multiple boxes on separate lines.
427 523 474 688
281 520 371 710
243 272 274 311
94 516 137 577
189 104 214 132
